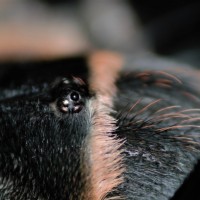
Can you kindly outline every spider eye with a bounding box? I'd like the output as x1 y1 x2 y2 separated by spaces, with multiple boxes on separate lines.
70 92 80 102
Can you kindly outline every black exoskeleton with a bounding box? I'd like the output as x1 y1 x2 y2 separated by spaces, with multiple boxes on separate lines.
0 55 200 200
0 66 92 199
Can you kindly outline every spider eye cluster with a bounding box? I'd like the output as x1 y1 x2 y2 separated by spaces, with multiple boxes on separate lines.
51 77 88 114
58 91 83 113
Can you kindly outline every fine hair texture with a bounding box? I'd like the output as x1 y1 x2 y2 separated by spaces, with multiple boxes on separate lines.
86 51 124 199
1 52 200 199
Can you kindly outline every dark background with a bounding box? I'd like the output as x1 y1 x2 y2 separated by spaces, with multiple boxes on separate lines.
42 0 200 66
1 0 200 66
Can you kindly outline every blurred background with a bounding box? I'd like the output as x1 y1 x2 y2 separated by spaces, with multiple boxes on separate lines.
0 0 200 66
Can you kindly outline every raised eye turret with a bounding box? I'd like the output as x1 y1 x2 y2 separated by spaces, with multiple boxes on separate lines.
50 77 90 115
57 91 83 113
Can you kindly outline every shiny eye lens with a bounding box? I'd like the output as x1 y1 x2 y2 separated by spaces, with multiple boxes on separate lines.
70 92 80 102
